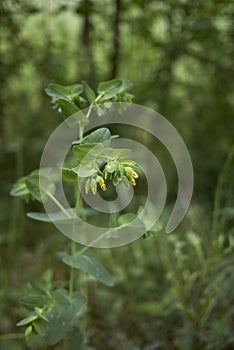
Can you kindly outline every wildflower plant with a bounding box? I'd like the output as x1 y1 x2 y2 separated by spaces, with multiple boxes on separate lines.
10 79 144 348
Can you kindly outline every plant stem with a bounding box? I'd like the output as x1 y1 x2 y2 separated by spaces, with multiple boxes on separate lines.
69 120 86 298
46 192 72 218
69 240 76 299
86 93 103 120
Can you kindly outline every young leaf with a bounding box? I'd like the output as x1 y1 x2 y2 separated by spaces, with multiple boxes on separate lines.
56 99 79 117
82 81 96 103
97 79 123 99
45 83 83 102
16 312 38 326
104 147 131 159
97 79 133 99
25 325 33 341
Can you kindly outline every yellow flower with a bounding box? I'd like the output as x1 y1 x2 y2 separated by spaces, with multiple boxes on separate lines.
96 175 107 191
129 177 136 186
124 166 138 186
130 170 138 179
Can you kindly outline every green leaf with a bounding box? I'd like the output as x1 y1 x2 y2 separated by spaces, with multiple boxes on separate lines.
72 143 105 163
74 161 99 178
10 177 32 200
62 167 78 183
19 295 50 310
79 128 111 145
16 312 38 326
82 81 96 103
32 319 46 337
44 289 85 346
56 100 89 127
72 128 112 163
62 250 114 287
72 143 98 163
27 208 95 223
104 147 131 159
56 99 79 117
97 79 122 99
25 170 56 202
26 210 76 223
97 79 133 99
45 83 83 102
25 325 33 341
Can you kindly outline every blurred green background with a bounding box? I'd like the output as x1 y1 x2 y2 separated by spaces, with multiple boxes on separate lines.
0 1 233 349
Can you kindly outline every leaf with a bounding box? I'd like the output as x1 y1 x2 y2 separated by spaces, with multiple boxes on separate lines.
62 250 114 287
72 143 98 163
25 325 33 341
72 143 104 163
62 167 78 183
45 83 83 102
25 170 56 202
32 319 46 337
16 312 38 326
79 128 111 145
19 295 50 310
97 79 133 99
97 79 123 99
10 177 32 200
26 210 76 223
44 289 85 346
72 128 113 163
27 208 95 223
75 162 99 178
57 98 79 117
104 147 131 158
82 81 96 103
56 100 89 127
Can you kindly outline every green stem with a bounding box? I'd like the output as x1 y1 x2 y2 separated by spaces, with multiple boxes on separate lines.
69 120 87 298
69 240 76 299
85 93 103 120
46 192 72 218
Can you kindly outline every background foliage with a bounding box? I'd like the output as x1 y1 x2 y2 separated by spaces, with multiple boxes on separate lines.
0 0 233 349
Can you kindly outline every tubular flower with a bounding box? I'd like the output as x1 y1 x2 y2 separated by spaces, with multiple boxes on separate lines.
96 175 107 191
124 166 138 186
90 178 97 195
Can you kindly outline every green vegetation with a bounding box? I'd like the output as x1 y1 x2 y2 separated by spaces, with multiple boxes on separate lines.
0 1 233 349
